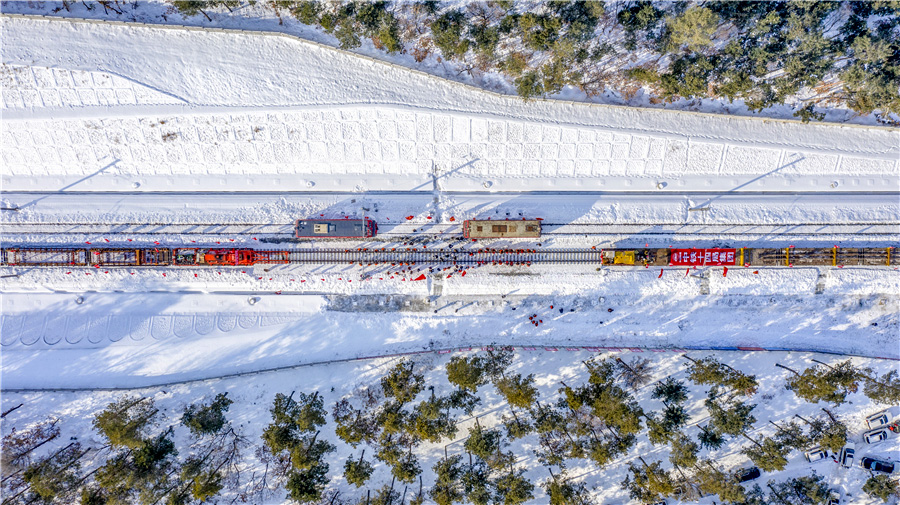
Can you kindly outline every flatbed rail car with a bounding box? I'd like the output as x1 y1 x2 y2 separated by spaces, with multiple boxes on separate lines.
748 247 897 267
4 248 91 266
91 248 172 266
295 218 377 239
463 220 541 239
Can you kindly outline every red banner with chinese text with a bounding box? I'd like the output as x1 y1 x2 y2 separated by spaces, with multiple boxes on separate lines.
669 248 737 266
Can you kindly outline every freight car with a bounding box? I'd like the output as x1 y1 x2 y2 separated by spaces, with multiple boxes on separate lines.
1 248 286 267
294 218 378 239
463 219 541 239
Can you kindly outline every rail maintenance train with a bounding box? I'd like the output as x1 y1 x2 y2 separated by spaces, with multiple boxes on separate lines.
2 217 896 268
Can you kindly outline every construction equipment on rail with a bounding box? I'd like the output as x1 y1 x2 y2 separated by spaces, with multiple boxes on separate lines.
4 216 896 268
2 246 896 268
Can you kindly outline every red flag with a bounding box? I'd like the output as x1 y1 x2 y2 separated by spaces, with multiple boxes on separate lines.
658 269 663 278
723 267 728 277
414 274 426 281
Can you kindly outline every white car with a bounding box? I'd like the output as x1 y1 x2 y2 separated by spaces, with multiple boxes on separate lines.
805 446 827 462
839 444 855 468
867 411 890 429
865 429 889 444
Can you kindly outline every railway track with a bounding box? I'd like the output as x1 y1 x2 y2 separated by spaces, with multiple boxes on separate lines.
283 248 603 265
3 246 896 268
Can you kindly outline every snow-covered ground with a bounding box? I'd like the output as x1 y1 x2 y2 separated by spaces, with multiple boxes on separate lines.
2 7 898 383
3 350 900 504
2 16 899 195
1 10 899 505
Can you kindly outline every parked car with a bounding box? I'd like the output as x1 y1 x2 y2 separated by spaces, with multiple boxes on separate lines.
867 411 890 429
805 446 828 462
860 457 895 474
735 467 761 483
888 420 900 434
865 429 889 445
839 445 856 468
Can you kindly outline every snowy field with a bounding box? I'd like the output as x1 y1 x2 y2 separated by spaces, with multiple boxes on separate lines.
1 9 899 505
3 350 900 504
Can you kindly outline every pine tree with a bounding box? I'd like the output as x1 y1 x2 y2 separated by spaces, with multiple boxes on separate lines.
621 459 676 503
92 396 157 449
501 412 533 440
652 377 688 405
767 473 832 505
20 443 85 504
94 429 178 505
381 360 425 404
687 356 758 396
390 449 421 484
814 415 848 454
769 419 809 450
781 361 860 405
741 434 789 472
669 434 699 468
431 9 471 60
448 388 482 415
494 468 535 505
863 474 900 503
430 455 464 505
483 348 515 379
333 398 378 447
494 373 538 409
464 423 513 470
697 424 725 450
171 0 212 21
462 460 493 505
446 355 488 392
371 482 401 505
706 399 756 437
411 390 457 443
542 471 593 505
285 465 329 504
181 392 233 437
693 461 746 504
664 6 720 52
291 1 321 25
863 369 900 405
343 451 374 488
262 390 333 502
